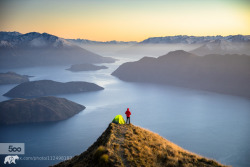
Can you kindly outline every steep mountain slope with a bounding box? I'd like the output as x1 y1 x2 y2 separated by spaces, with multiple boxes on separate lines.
112 50 250 98
54 123 226 167
0 32 115 68
0 96 85 125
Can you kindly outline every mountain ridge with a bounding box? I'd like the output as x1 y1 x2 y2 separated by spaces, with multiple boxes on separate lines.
68 38 137 45
112 50 250 98
191 39 250 55
140 35 250 44
0 31 70 48
2 31 249 45
54 123 227 167
0 31 115 68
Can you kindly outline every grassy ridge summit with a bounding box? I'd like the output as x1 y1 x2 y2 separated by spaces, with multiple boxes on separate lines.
54 123 227 167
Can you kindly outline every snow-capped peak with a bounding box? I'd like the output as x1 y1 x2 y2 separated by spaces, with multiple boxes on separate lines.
0 31 73 49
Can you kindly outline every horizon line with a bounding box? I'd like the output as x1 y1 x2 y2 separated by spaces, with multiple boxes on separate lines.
1 30 249 43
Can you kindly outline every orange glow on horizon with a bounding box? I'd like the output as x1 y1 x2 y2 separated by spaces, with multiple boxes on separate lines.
0 0 249 41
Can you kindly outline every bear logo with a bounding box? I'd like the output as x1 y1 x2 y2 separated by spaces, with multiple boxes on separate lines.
4 155 19 164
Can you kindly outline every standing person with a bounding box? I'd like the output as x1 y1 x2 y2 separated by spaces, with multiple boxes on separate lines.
125 108 131 124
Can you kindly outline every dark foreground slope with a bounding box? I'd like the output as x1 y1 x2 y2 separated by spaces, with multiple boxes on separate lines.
0 96 85 125
4 80 104 98
54 123 227 167
112 50 250 98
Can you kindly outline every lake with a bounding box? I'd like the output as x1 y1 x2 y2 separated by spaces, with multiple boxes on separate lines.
0 53 250 167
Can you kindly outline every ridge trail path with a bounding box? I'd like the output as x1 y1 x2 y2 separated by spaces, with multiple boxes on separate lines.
111 124 130 167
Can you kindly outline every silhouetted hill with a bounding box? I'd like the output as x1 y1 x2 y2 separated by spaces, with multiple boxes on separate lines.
0 96 85 125
4 80 104 98
66 63 108 72
112 50 250 98
0 71 29 84
54 123 226 167
0 32 115 68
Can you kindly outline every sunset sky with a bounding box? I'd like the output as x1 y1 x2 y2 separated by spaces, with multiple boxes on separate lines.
0 0 249 41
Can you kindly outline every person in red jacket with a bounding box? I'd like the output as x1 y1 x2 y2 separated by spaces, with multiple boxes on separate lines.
125 108 131 124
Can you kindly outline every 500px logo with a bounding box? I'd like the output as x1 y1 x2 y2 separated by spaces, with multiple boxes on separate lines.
0 143 25 155
8 145 22 152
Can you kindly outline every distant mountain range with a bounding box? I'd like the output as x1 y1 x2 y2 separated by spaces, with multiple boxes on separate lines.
138 35 250 55
2 32 249 46
68 38 137 45
1 32 249 68
118 35 250 56
69 35 250 45
0 31 71 48
0 31 115 68
190 39 250 56
139 35 250 44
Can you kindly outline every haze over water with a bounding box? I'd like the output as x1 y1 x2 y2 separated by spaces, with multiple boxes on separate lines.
1 0 250 166
0 51 249 167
